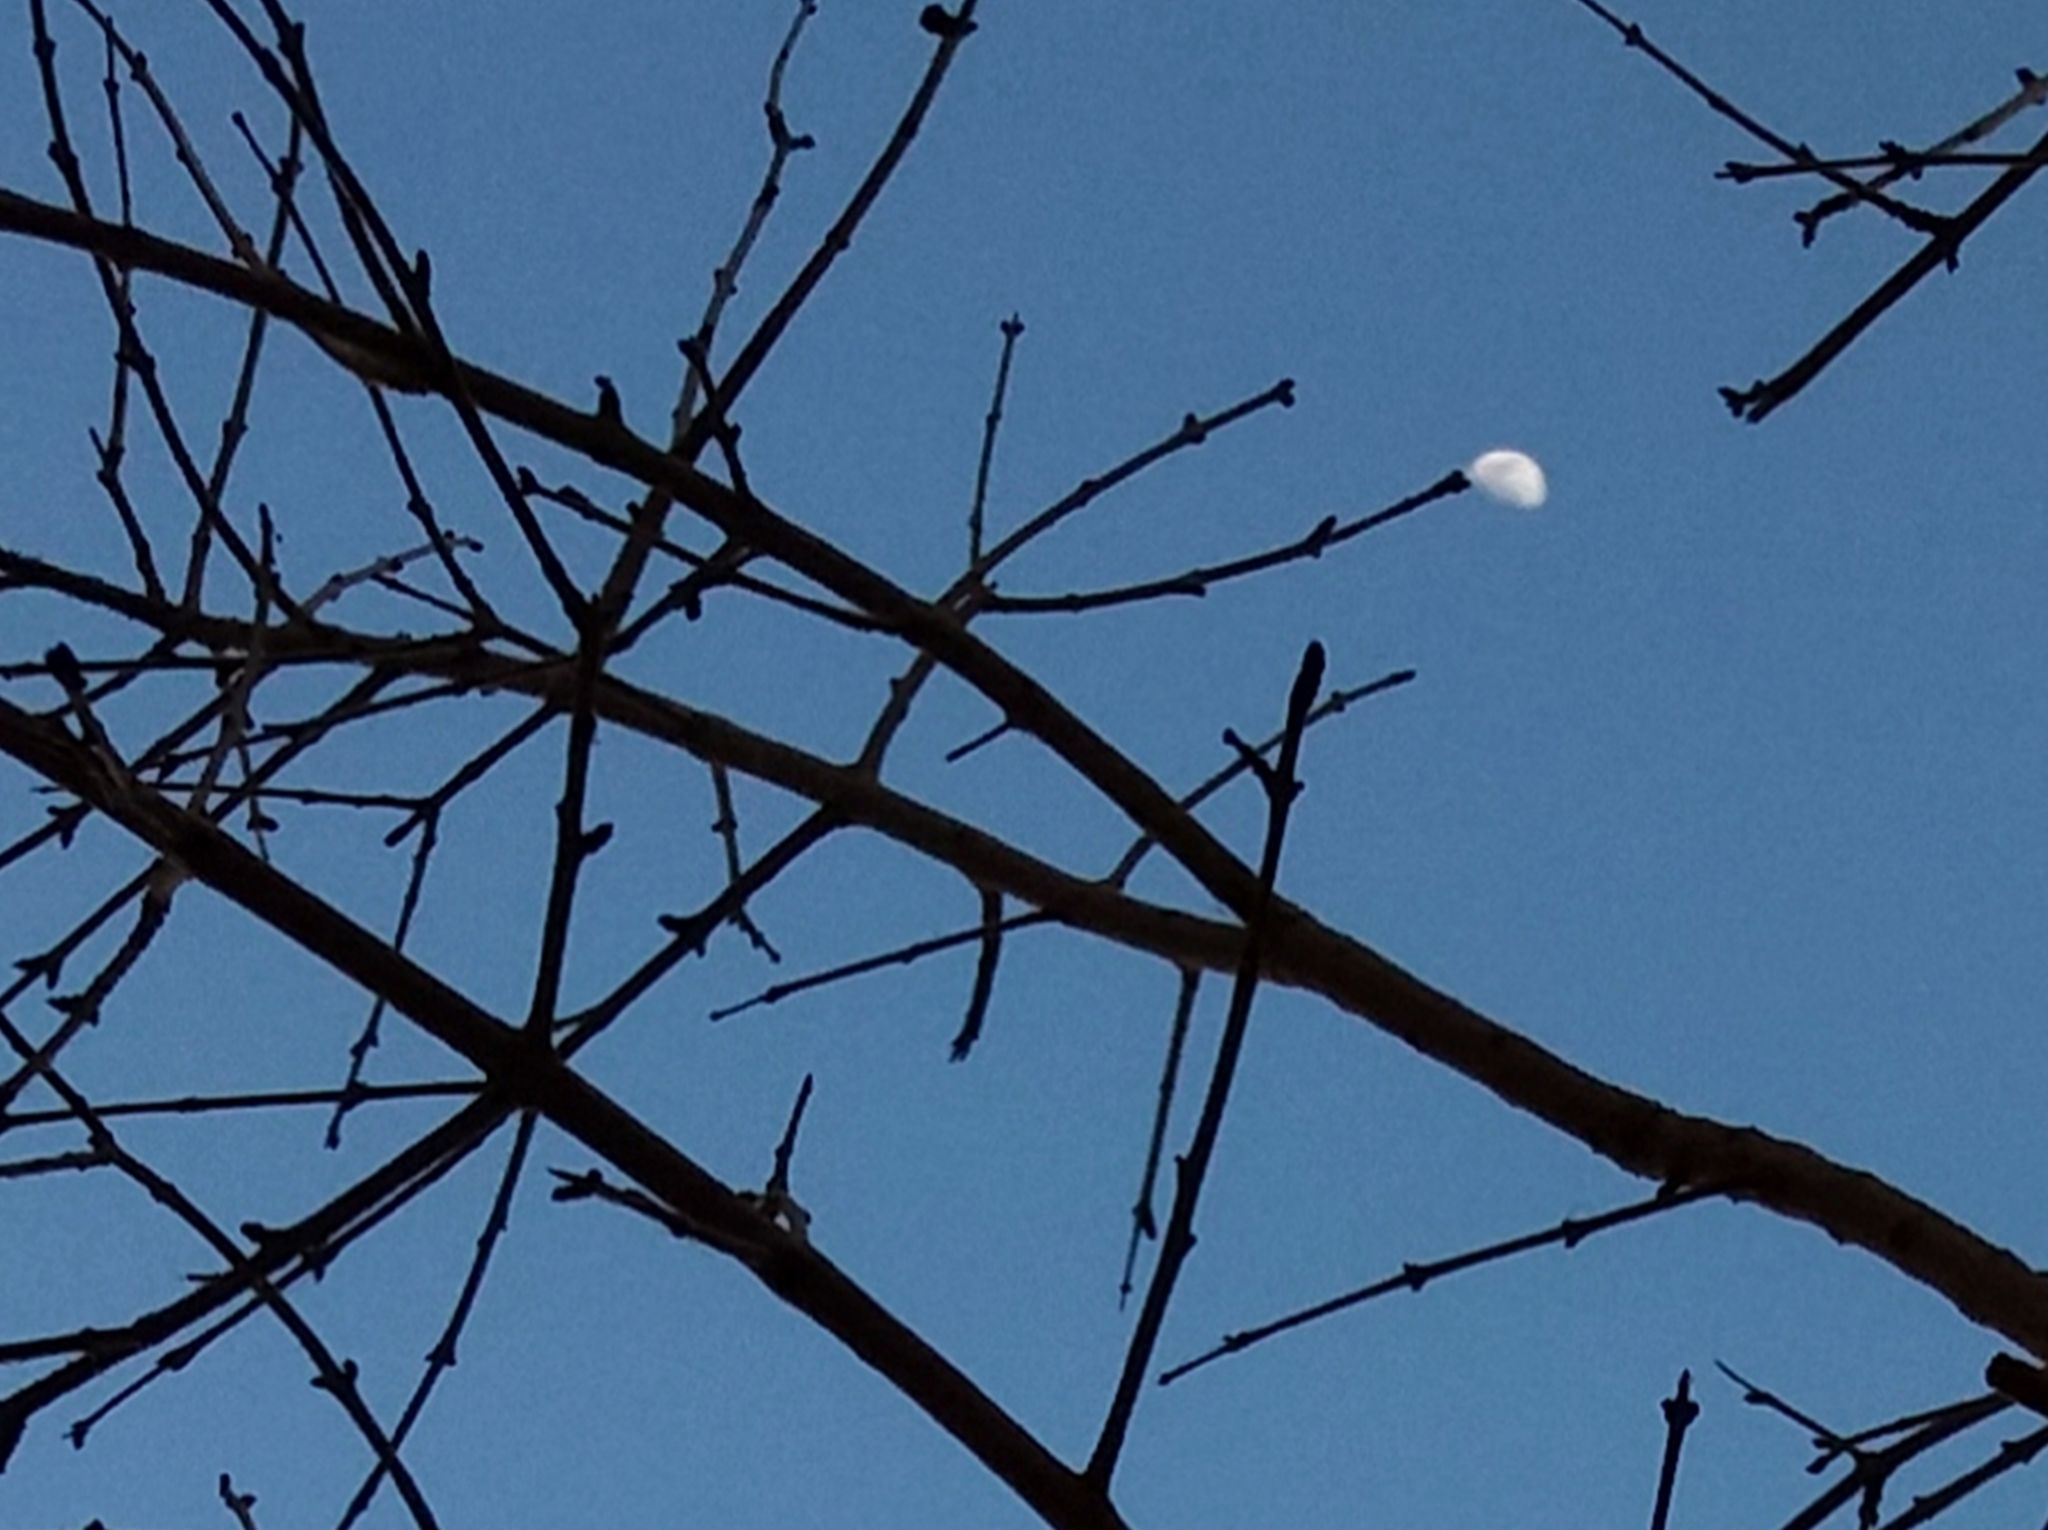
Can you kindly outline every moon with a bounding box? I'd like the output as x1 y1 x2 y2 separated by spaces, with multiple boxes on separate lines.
1469 449 1548 509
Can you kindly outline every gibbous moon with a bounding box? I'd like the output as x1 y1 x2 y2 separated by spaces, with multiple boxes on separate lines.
1468 449 1548 509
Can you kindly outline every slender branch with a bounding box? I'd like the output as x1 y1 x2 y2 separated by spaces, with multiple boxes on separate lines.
0 701 1127 1530
0 994 442 1529
1787 66 2048 243
982 472 1468 616
1649 1370 1699 1530
1568 0 1946 235
671 0 820 443
1872 1422 2048 1530
1118 967 1198 1309
1162 1184 1718 1385
967 313 1025 563
0 1079 475 1131
1758 1392 2008 1530
1720 148 2048 183
333 1111 540 1530
1719 119 2048 422
0 1092 511 1438
948 887 1003 1060
710 0 983 422
1088 641 1324 1489
706 759 778 959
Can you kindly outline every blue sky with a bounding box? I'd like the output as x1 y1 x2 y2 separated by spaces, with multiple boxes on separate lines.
3 2 2048 1527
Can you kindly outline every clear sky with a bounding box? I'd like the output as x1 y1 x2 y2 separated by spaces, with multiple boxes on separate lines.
3 3 2048 1527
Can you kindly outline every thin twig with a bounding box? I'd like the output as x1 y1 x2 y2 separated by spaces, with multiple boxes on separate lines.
949 887 1003 1060
1873 1423 2048 1530
0 1009 443 1530
1649 1370 1699 1530
1087 641 1324 1489
230 111 496 624
1568 0 1946 236
1720 119 2048 423
0 1079 475 1131
983 472 1468 616
707 759 779 959
28 0 291 616
1787 67 2048 244
672 0 820 444
1759 1394 2008 1530
219 1471 262 1530
333 1110 540 1530
967 314 1025 563
1118 967 1198 1309
709 0 983 426
1164 1183 1718 1385
710 669 1415 1023
330 810 440 1148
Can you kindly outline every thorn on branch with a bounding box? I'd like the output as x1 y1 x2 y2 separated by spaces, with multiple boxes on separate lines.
1220 728 1281 796
765 103 815 153
48 805 83 849
1718 381 1763 419
309 1358 360 1397
549 1167 602 1203
46 992 100 1024
14 949 63 988
218 1472 259 1527
943 719 1011 764
44 643 87 700
1649 1370 1699 1530
919 5 977 40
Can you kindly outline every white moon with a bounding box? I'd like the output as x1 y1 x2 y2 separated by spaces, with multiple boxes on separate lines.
1468 448 1548 509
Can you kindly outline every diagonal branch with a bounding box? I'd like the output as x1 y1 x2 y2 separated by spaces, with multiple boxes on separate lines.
0 696 1128 1530
1087 642 1324 1488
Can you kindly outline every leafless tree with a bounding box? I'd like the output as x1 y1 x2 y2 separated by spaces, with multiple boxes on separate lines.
1 4 2044 1527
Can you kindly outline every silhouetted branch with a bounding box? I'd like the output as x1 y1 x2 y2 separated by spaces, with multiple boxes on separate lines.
708 0 984 427
1719 119 2048 422
1118 966 1199 1309
330 808 440 1148
1088 641 1324 1489
1874 1422 2048 1530
1751 1390 2009 1530
333 1110 540 1530
672 0 820 444
219 1471 262 1530
1164 1183 1718 1385
1785 67 2048 244
967 313 1025 563
1566 1 2048 424
1568 0 1945 235
983 471 1469 616
1649 1370 1699 1530
949 887 1004 1061
0 1078 475 1131
0 988 443 1530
